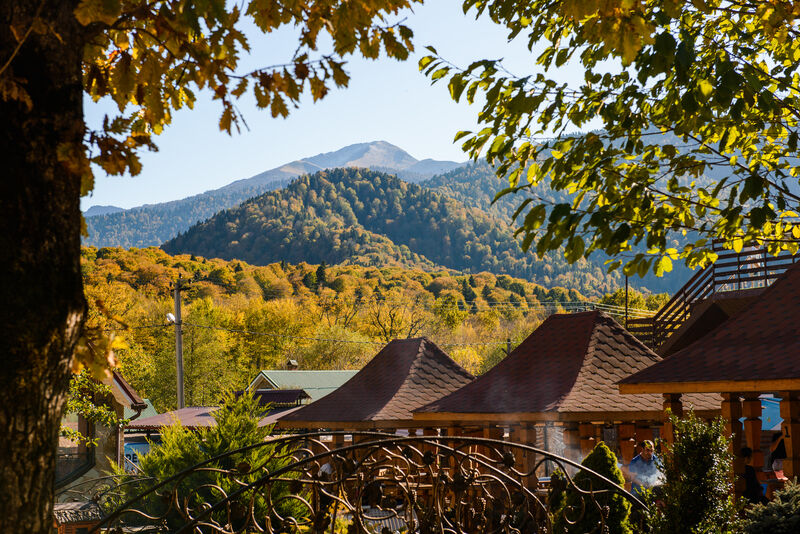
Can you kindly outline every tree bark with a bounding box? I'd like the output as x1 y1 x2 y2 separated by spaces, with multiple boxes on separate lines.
0 1 86 531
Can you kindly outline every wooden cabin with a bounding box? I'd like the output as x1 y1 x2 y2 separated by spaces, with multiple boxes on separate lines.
276 337 474 443
414 311 719 473
620 259 800 494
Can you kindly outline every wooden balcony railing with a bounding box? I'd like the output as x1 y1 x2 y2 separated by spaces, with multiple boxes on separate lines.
630 245 798 350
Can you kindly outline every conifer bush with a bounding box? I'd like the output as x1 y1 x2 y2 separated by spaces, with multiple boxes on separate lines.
553 442 633 534
644 411 740 534
742 481 800 534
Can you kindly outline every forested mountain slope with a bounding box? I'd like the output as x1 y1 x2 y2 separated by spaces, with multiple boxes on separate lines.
422 161 697 294
84 141 463 248
84 179 289 248
163 168 628 296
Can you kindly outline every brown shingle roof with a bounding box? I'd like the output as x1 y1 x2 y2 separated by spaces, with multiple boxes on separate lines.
657 291 762 358
417 311 718 419
127 407 219 430
620 261 800 392
278 338 474 426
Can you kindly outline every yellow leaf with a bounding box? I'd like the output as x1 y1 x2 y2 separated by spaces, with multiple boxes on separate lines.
732 237 743 253
698 79 713 97
74 0 122 26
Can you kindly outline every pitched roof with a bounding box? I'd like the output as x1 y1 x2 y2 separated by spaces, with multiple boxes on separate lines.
249 370 359 401
126 404 303 431
110 370 147 410
278 337 474 427
127 406 219 430
620 261 800 393
657 291 761 358
237 389 311 406
416 311 718 419
53 502 103 524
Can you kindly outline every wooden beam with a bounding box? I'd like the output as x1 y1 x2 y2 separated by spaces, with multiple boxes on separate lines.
275 418 418 430
413 409 720 424
413 411 558 423
579 423 597 457
620 379 800 395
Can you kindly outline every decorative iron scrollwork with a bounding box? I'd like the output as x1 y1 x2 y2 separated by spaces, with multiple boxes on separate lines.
93 432 646 533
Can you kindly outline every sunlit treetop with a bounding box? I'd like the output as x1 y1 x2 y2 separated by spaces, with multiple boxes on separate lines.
423 0 800 277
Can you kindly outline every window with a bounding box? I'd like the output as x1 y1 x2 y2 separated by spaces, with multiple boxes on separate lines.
55 413 94 487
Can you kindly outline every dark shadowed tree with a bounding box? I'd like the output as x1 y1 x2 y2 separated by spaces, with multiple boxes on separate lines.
0 0 416 530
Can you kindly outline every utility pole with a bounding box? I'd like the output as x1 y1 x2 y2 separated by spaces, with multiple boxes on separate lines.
172 275 186 409
506 338 512 356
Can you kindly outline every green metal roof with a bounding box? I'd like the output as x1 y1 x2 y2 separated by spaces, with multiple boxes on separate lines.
124 398 158 420
249 370 358 401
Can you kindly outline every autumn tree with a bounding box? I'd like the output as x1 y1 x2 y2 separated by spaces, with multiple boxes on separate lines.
366 287 433 341
0 0 417 530
423 0 800 278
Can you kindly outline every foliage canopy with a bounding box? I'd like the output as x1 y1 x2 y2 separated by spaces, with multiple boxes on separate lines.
423 0 800 278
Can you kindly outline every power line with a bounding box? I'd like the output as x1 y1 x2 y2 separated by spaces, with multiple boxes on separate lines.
183 322 383 345
182 322 518 348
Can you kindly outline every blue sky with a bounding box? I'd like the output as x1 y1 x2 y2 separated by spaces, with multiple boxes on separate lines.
82 3 588 209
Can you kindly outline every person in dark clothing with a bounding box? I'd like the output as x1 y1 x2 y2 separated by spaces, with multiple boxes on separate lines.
741 447 768 505
768 432 786 472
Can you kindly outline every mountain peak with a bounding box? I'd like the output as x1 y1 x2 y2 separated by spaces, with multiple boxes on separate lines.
302 140 418 170
84 205 125 217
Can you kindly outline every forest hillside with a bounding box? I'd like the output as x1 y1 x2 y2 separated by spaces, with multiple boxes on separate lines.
83 247 664 412
84 141 463 248
163 168 631 297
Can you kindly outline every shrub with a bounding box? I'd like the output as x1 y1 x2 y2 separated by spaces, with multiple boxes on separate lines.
742 481 800 533
114 391 305 529
644 411 740 534
553 442 633 534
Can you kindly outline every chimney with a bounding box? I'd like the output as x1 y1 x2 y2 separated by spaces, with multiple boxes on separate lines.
286 359 299 370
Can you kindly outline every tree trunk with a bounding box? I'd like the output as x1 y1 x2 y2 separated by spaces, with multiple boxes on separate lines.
0 1 86 531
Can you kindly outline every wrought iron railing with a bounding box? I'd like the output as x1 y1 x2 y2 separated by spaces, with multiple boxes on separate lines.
630 245 798 350
92 432 645 533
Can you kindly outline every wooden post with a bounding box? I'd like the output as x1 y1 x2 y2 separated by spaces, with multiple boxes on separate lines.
634 425 654 444
661 393 684 445
742 394 764 468
579 423 596 457
446 426 462 477
780 391 800 479
722 393 745 495
519 424 538 488
618 423 637 464
562 423 580 462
